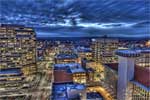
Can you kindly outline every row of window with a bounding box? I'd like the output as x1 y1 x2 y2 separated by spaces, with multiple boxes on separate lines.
132 84 149 100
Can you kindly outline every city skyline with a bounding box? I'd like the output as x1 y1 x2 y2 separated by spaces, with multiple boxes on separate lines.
0 0 150 100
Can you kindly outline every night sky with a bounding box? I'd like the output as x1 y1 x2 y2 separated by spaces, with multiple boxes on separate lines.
0 0 150 38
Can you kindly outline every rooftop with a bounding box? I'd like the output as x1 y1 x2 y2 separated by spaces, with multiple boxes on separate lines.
54 63 86 73
0 24 33 32
0 68 22 75
87 92 103 100
52 83 85 100
116 49 141 57
136 48 150 53
15 28 34 32
0 24 24 27
116 48 150 57
77 46 92 52
56 53 78 59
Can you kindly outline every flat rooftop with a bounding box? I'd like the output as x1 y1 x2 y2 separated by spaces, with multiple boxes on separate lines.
116 49 141 57
77 47 92 52
0 24 24 27
87 92 103 100
52 83 85 100
135 48 150 53
54 63 86 73
116 48 150 57
0 68 22 75
0 24 34 32
56 53 78 59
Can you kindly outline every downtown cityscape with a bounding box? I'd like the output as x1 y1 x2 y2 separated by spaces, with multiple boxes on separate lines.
0 0 150 100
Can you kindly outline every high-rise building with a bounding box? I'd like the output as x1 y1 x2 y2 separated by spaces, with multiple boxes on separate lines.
116 49 150 100
0 24 36 76
93 38 118 64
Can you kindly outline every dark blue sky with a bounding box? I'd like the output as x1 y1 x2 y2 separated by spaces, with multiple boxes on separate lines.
0 0 150 37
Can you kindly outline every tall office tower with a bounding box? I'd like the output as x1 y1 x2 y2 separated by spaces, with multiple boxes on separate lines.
93 38 118 64
0 24 36 76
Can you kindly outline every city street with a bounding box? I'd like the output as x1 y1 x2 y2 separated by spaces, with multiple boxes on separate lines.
30 61 53 100
86 62 115 100
87 86 113 100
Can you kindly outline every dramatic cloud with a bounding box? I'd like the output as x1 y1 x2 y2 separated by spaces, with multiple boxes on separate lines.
0 0 149 37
